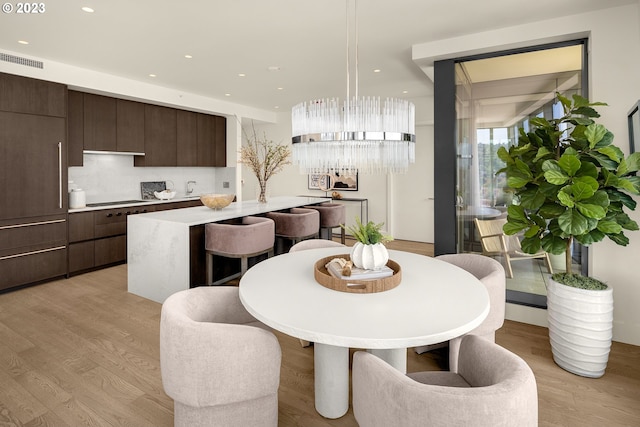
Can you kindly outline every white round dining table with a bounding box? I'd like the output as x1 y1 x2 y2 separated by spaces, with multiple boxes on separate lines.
239 247 489 419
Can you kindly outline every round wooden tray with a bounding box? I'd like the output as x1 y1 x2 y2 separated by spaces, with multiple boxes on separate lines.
314 254 402 293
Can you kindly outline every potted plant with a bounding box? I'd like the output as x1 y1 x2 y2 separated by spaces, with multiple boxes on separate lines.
344 217 393 270
498 93 640 378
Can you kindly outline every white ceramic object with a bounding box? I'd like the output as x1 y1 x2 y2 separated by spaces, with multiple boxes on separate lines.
350 242 389 270
546 277 613 378
154 190 176 200
69 188 86 208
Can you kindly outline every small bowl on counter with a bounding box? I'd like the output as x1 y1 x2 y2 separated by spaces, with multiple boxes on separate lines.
154 190 177 200
200 193 235 210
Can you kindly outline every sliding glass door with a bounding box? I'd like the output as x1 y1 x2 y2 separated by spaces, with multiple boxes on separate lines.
437 40 588 307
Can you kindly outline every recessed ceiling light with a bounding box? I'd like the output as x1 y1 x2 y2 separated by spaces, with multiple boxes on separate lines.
268 66 281 72
238 73 246 77
148 74 156 78
274 106 280 109
402 90 409 94
277 87 284 91
18 40 29 45
373 69 381 73
82 6 94 13
184 54 193 59
225 93 231 97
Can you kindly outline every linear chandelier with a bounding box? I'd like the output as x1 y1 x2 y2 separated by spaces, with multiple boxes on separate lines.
291 0 416 175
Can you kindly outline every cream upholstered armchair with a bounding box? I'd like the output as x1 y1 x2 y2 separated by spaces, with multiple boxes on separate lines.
353 335 538 427
415 253 506 373
160 286 281 427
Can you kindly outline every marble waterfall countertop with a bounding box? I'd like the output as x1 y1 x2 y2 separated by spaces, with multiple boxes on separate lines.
133 196 330 226
127 196 331 303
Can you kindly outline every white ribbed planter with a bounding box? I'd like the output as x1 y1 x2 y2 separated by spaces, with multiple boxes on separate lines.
350 242 389 270
546 278 613 378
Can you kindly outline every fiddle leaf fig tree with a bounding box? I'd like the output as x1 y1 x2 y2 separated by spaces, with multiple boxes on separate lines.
497 93 640 277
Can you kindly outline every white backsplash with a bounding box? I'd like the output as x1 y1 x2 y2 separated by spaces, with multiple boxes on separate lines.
69 153 236 203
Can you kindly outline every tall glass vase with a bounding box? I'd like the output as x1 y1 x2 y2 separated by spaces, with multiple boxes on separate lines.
257 178 268 204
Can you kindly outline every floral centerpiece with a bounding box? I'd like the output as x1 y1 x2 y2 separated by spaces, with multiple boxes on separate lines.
239 122 291 203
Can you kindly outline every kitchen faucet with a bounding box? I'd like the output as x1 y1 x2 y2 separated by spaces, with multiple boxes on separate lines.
186 180 196 195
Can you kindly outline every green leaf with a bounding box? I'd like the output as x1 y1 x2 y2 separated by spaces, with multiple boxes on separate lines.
575 229 605 246
576 161 598 179
507 204 527 222
558 208 590 236
575 202 606 219
585 124 608 148
557 190 574 208
596 145 623 163
625 152 640 173
507 176 530 188
523 225 540 238
530 117 551 128
543 160 569 185
569 181 596 201
503 221 528 236
607 189 637 210
541 233 568 255
573 175 599 192
520 236 542 254
589 151 618 170
583 190 610 208
539 203 567 218
497 146 512 164
533 147 553 163
617 178 640 195
519 188 546 210
557 93 571 112
597 220 623 234
558 154 581 176
608 232 630 246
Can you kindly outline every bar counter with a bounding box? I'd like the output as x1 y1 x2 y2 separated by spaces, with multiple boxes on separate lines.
127 196 330 303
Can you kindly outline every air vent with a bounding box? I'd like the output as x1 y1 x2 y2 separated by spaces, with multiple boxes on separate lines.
0 52 43 69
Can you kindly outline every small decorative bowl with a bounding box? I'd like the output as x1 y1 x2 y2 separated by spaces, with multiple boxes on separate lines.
200 193 235 210
154 190 176 200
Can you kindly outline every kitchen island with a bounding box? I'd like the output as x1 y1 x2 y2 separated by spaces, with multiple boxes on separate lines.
127 196 330 303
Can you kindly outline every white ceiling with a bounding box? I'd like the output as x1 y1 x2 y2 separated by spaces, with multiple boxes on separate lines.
0 0 634 113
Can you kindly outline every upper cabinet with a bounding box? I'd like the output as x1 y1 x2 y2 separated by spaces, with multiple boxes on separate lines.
134 104 177 167
68 89 226 167
116 99 145 153
0 72 66 117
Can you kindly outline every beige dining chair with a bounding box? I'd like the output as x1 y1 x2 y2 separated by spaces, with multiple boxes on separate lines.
415 253 505 372
353 335 538 427
160 286 281 427
474 217 553 278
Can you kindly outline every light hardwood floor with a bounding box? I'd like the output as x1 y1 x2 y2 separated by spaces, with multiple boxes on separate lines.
0 240 638 427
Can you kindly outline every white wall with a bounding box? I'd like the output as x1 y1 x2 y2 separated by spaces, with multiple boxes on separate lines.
412 3 640 345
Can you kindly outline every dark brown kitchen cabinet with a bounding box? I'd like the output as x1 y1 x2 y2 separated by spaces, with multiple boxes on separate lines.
68 90 84 166
0 112 67 220
214 115 227 167
135 104 177 166
197 113 216 166
83 93 117 151
0 214 68 291
116 99 145 153
0 72 66 117
177 110 198 166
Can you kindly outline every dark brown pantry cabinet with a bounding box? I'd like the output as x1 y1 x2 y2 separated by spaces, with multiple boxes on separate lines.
0 72 68 291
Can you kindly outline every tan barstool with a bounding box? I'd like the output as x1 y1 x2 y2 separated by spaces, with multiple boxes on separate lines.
266 208 320 254
305 202 346 244
205 216 275 285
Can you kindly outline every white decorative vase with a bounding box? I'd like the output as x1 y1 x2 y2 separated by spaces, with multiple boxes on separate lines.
350 242 389 270
546 277 613 378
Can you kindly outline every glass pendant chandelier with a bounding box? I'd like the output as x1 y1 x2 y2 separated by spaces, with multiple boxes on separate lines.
291 0 416 175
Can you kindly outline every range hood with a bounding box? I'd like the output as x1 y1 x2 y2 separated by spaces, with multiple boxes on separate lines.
83 150 145 156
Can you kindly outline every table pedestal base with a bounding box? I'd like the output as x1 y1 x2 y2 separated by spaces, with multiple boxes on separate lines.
368 348 407 373
314 343 349 419
313 344 407 419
